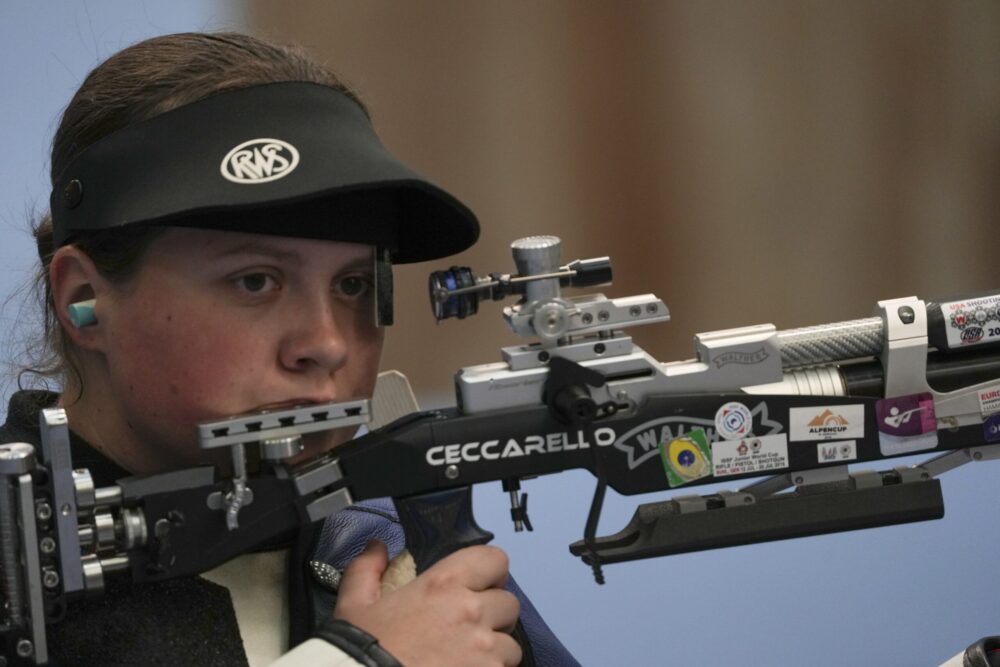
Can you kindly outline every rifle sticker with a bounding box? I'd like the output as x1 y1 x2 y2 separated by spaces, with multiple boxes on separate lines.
715 402 753 440
816 440 857 463
614 402 783 471
660 428 713 487
876 393 938 455
712 434 788 477
985 414 1000 443
789 405 865 441
940 294 1000 349
978 384 1000 416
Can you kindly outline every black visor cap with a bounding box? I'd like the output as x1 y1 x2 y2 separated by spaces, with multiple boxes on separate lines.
50 82 479 263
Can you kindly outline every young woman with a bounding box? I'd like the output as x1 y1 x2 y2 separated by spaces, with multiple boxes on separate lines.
3 32 578 667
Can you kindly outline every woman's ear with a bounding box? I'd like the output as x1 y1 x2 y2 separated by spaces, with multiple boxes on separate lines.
49 246 108 352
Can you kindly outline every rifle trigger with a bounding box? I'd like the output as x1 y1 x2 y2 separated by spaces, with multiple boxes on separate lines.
510 492 533 532
503 478 533 532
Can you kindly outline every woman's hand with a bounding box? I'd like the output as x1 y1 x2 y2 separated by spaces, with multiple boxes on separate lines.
334 540 522 667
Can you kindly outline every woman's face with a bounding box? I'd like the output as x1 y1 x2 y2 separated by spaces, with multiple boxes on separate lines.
91 227 385 471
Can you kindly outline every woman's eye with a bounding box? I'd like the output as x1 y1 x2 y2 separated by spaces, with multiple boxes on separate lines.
337 275 372 298
236 273 277 294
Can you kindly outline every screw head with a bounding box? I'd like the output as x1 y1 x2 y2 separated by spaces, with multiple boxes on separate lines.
16 639 33 657
63 179 84 209
581 312 593 325
794 476 804 485
40 537 56 554
36 502 52 522
537 350 550 362
445 465 459 480
594 343 606 354
646 303 658 313
629 306 641 317
598 310 610 322
42 568 61 589
897 305 916 324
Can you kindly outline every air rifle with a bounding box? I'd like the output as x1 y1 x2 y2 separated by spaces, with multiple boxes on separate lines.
2 235 999 664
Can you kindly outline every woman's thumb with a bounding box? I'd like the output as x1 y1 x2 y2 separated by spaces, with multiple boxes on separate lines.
335 539 390 609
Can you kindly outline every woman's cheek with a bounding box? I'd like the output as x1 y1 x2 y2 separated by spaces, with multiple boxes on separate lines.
113 313 263 414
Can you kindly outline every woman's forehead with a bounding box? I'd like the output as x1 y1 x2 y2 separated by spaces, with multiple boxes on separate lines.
151 227 375 264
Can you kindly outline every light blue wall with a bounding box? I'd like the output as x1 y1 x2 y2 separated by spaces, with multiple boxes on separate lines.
1 3 997 666
0 1 244 391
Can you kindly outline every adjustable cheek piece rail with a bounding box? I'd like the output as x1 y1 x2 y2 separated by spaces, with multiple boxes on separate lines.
0 398 372 665
3 234 1000 664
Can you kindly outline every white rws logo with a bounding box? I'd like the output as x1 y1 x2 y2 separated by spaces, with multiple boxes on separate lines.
426 428 617 466
221 138 300 183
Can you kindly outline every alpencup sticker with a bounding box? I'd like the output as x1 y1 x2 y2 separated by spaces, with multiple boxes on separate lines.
789 405 865 441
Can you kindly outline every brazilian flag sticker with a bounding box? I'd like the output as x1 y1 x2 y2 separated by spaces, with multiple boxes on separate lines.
660 428 713 488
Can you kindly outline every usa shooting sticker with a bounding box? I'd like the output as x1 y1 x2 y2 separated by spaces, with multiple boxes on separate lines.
221 138 300 184
789 405 865 441
715 401 753 440
876 393 938 456
660 428 713 488
940 294 1000 349
712 434 788 478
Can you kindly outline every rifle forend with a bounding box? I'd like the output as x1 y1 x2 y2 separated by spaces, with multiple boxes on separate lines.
418 235 1000 580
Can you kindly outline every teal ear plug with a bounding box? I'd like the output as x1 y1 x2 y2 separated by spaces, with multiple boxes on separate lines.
68 299 97 328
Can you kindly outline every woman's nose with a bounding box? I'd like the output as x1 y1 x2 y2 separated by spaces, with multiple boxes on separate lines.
278 303 349 374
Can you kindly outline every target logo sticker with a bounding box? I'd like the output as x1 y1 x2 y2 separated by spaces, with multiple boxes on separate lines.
715 401 753 440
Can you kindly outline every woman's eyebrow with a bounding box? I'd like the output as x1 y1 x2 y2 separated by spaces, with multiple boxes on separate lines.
211 242 303 263
336 256 375 272
210 242 374 269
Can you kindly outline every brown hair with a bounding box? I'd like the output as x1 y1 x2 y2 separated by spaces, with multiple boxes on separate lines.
26 32 367 392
